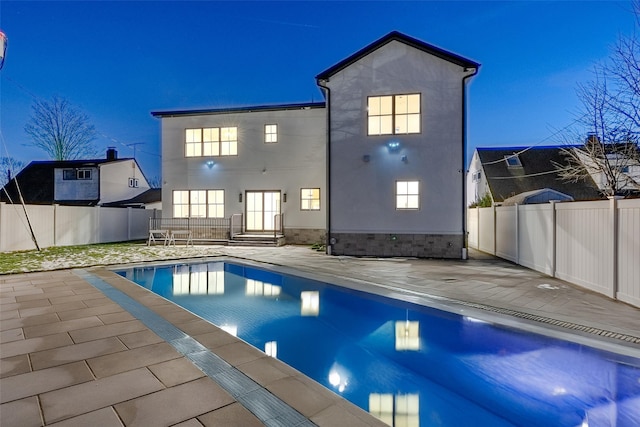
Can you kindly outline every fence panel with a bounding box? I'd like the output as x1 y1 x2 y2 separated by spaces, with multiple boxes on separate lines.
617 199 640 306
495 206 517 262
56 205 99 246
555 200 613 298
518 204 553 275
0 203 54 251
467 208 479 248
99 207 130 243
478 207 495 254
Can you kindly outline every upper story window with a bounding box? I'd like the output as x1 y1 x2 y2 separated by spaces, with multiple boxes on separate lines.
368 94 421 136
63 169 92 180
504 154 522 168
185 127 238 157
396 180 419 210
128 178 139 188
265 124 278 143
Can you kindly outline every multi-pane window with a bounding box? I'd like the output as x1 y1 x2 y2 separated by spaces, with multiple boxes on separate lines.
368 94 420 135
173 190 224 218
265 124 278 143
77 169 92 180
396 181 419 210
185 127 237 157
300 188 320 211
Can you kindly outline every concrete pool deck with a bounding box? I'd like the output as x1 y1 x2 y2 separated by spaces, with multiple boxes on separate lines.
1 246 639 426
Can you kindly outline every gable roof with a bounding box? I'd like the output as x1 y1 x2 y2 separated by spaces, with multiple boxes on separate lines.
316 31 480 80
475 146 603 203
101 188 161 208
0 158 134 205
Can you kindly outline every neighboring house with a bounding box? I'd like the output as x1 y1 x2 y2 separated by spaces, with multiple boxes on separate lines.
0 148 154 207
102 188 162 210
152 31 479 258
467 146 603 206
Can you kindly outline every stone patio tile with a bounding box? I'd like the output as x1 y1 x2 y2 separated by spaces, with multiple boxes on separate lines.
16 289 74 302
87 342 181 378
213 341 266 367
30 336 127 370
173 419 204 427
40 367 164 424
47 407 124 427
23 316 104 339
57 304 124 321
0 396 42 427
0 312 60 331
98 311 136 324
69 319 146 343
3 288 43 298
83 297 117 307
266 376 339 418
0 328 24 343
1 332 74 358
0 308 19 320
193 330 241 350
0 296 16 304
48 293 104 305
18 301 86 317
114 377 235 427
148 357 205 387
198 402 264 427
0 354 31 378
3 298 51 311
237 355 298 386
178 319 219 336
117 329 163 349
0 361 94 404
312 400 388 427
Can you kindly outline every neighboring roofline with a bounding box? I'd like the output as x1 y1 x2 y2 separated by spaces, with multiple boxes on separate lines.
151 102 326 118
475 145 582 152
316 31 480 81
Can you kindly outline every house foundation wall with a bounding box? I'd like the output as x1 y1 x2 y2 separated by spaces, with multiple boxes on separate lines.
329 233 463 259
284 228 326 245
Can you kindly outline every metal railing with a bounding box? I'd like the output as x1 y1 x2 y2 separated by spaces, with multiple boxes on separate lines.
230 213 243 239
274 213 284 238
149 217 230 241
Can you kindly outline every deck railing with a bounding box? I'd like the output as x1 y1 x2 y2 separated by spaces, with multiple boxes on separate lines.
230 213 243 239
149 217 230 241
274 213 284 238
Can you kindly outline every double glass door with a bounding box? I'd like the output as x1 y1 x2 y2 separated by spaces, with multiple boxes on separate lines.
245 191 281 232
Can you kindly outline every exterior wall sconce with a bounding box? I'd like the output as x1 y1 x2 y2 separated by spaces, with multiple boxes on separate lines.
239 193 243 203
387 141 401 153
362 154 371 163
206 160 215 169
283 193 287 203
401 155 408 163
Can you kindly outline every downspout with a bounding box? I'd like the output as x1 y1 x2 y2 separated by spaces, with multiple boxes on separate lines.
461 66 479 260
316 78 331 255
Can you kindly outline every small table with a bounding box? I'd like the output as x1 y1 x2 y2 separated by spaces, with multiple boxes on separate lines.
148 229 170 246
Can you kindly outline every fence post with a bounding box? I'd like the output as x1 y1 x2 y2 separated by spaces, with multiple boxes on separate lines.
515 203 520 264
610 196 620 299
492 204 497 255
550 201 557 277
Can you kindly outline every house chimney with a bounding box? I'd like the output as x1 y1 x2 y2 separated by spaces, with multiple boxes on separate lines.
106 147 117 160
585 132 600 146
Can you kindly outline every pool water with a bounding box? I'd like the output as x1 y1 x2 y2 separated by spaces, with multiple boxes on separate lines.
116 261 640 427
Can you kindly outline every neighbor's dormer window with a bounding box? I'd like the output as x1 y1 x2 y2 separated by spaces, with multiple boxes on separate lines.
504 154 522 168
368 94 421 136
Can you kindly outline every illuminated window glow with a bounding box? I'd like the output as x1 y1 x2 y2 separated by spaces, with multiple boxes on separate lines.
301 291 320 316
300 188 320 211
246 279 281 297
172 190 224 218
395 320 420 350
185 127 237 157
265 124 278 143
396 181 419 210
369 393 419 426
172 263 225 295
368 94 420 135
265 341 278 358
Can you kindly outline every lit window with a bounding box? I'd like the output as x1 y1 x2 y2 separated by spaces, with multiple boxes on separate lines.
396 181 419 210
300 188 320 211
265 124 278 143
173 190 190 218
368 94 420 135
504 154 522 168
185 127 237 157
173 189 225 218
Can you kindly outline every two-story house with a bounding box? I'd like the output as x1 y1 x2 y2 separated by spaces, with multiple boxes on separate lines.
153 31 479 258
0 148 155 207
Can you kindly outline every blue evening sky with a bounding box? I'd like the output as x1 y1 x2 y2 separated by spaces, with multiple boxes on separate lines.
0 1 636 181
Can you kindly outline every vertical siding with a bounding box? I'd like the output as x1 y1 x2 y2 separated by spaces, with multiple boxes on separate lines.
495 206 517 262
555 201 613 297
478 207 495 254
518 205 553 275
617 199 640 306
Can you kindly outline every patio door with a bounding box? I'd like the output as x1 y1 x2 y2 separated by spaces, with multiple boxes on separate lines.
245 191 281 232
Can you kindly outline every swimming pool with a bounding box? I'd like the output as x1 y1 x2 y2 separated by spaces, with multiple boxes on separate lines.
115 260 640 427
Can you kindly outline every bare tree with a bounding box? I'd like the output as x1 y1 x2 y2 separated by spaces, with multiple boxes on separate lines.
556 2 640 197
24 95 98 160
0 157 25 187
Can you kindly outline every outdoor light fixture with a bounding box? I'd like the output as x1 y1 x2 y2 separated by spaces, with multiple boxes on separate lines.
362 154 371 163
387 140 401 153
239 193 243 203
283 193 287 203
206 160 215 169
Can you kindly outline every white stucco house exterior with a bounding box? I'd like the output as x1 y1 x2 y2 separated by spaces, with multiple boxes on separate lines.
152 31 479 258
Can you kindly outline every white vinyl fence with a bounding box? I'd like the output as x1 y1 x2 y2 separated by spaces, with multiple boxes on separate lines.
0 202 159 252
468 198 640 308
